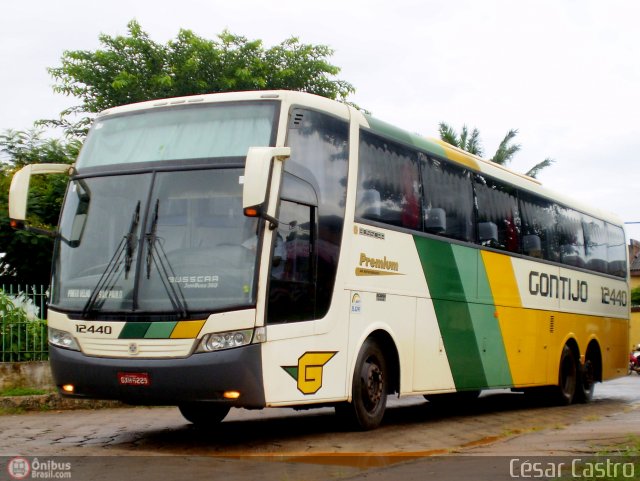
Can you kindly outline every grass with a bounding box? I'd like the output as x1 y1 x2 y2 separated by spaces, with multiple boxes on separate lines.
596 435 640 457
562 436 640 481
0 387 50 397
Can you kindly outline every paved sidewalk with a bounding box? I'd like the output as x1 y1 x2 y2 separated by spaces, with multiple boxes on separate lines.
462 401 640 456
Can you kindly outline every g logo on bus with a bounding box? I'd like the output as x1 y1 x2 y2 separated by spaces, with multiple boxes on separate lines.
282 351 337 395
128 343 139 355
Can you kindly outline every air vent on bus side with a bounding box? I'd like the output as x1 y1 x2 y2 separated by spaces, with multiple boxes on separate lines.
290 109 305 129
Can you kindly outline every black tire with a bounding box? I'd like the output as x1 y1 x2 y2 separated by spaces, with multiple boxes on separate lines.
336 339 387 430
575 357 596 403
555 345 578 405
178 403 230 426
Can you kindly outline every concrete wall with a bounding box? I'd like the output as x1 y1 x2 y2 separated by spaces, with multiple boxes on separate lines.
0 362 54 391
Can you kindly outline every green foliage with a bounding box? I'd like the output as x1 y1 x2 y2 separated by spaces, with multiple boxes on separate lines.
0 291 48 362
438 122 483 156
1 22 357 284
47 20 356 135
631 287 640 307
0 387 49 397
438 123 554 179
490 128 521 166
0 130 76 284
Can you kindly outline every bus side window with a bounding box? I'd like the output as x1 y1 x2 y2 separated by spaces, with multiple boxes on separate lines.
473 175 521 253
555 206 586 268
519 194 558 262
582 216 608 273
606 223 627 278
356 130 422 230
422 157 474 242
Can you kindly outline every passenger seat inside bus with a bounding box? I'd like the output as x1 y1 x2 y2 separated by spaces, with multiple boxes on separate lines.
425 208 446 234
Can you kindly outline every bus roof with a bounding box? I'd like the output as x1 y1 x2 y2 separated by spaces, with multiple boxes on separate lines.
96 90 624 227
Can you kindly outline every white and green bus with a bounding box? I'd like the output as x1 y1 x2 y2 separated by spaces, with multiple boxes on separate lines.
9 91 629 430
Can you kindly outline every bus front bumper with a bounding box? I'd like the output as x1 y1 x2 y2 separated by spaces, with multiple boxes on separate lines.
49 343 265 408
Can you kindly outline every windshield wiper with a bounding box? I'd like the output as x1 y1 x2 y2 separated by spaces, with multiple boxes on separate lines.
124 202 141 277
81 201 140 318
145 199 188 318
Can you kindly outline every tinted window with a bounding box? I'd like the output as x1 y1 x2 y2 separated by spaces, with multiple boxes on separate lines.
282 109 349 320
555 206 586 268
607 223 627 278
78 102 278 169
582 216 608 273
267 200 315 323
519 193 559 261
422 157 474 241
474 175 521 253
356 131 422 230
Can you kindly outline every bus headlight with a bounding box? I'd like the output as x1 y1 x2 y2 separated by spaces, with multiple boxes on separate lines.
48 327 80 351
197 329 259 352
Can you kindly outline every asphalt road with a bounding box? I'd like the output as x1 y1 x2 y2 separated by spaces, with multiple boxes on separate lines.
1 376 639 481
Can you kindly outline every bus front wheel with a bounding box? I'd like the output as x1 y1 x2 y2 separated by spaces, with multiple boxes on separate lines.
178 402 230 426
336 339 388 430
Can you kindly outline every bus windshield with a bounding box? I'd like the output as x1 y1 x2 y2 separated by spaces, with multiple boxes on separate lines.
76 102 278 169
51 168 260 316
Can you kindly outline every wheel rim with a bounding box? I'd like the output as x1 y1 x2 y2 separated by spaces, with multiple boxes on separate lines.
362 356 384 412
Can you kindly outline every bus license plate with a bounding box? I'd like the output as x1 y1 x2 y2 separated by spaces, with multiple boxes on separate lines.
118 372 151 386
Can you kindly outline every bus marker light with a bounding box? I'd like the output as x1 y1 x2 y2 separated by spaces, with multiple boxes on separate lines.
62 384 75 393
223 391 241 399
244 207 259 217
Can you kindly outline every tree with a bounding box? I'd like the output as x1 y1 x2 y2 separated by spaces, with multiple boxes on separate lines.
0 130 79 285
438 123 554 179
2 21 357 284
632 287 640 308
47 20 356 136
438 123 483 156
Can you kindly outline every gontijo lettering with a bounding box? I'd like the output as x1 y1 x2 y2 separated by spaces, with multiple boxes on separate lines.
528 271 588 303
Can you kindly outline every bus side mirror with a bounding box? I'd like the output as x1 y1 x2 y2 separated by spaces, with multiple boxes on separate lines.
9 163 72 233
243 147 290 225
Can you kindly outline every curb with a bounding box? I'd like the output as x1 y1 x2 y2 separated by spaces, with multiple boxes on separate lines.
0 393 123 412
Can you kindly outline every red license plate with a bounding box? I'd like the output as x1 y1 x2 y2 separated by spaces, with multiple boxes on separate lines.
118 372 151 386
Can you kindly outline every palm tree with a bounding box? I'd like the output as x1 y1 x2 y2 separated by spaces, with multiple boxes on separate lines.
438 123 554 179
438 123 483 157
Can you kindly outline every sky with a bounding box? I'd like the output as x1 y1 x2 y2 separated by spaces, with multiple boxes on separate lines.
2 0 639 241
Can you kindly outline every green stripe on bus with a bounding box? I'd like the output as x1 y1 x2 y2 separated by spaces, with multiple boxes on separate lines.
365 116 447 158
454 246 513 387
119 322 151 339
144 322 177 339
414 236 487 389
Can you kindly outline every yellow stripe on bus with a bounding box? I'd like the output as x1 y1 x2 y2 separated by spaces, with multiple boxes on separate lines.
480 251 537 386
432 139 480 171
170 320 206 339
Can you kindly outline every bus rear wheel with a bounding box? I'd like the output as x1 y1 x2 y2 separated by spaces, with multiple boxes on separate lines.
555 345 578 405
179 402 230 426
336 339 387 430
575 357 596 403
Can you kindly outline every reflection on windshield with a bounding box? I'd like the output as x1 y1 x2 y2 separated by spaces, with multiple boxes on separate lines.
52 169 259 316
77 103 278 169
